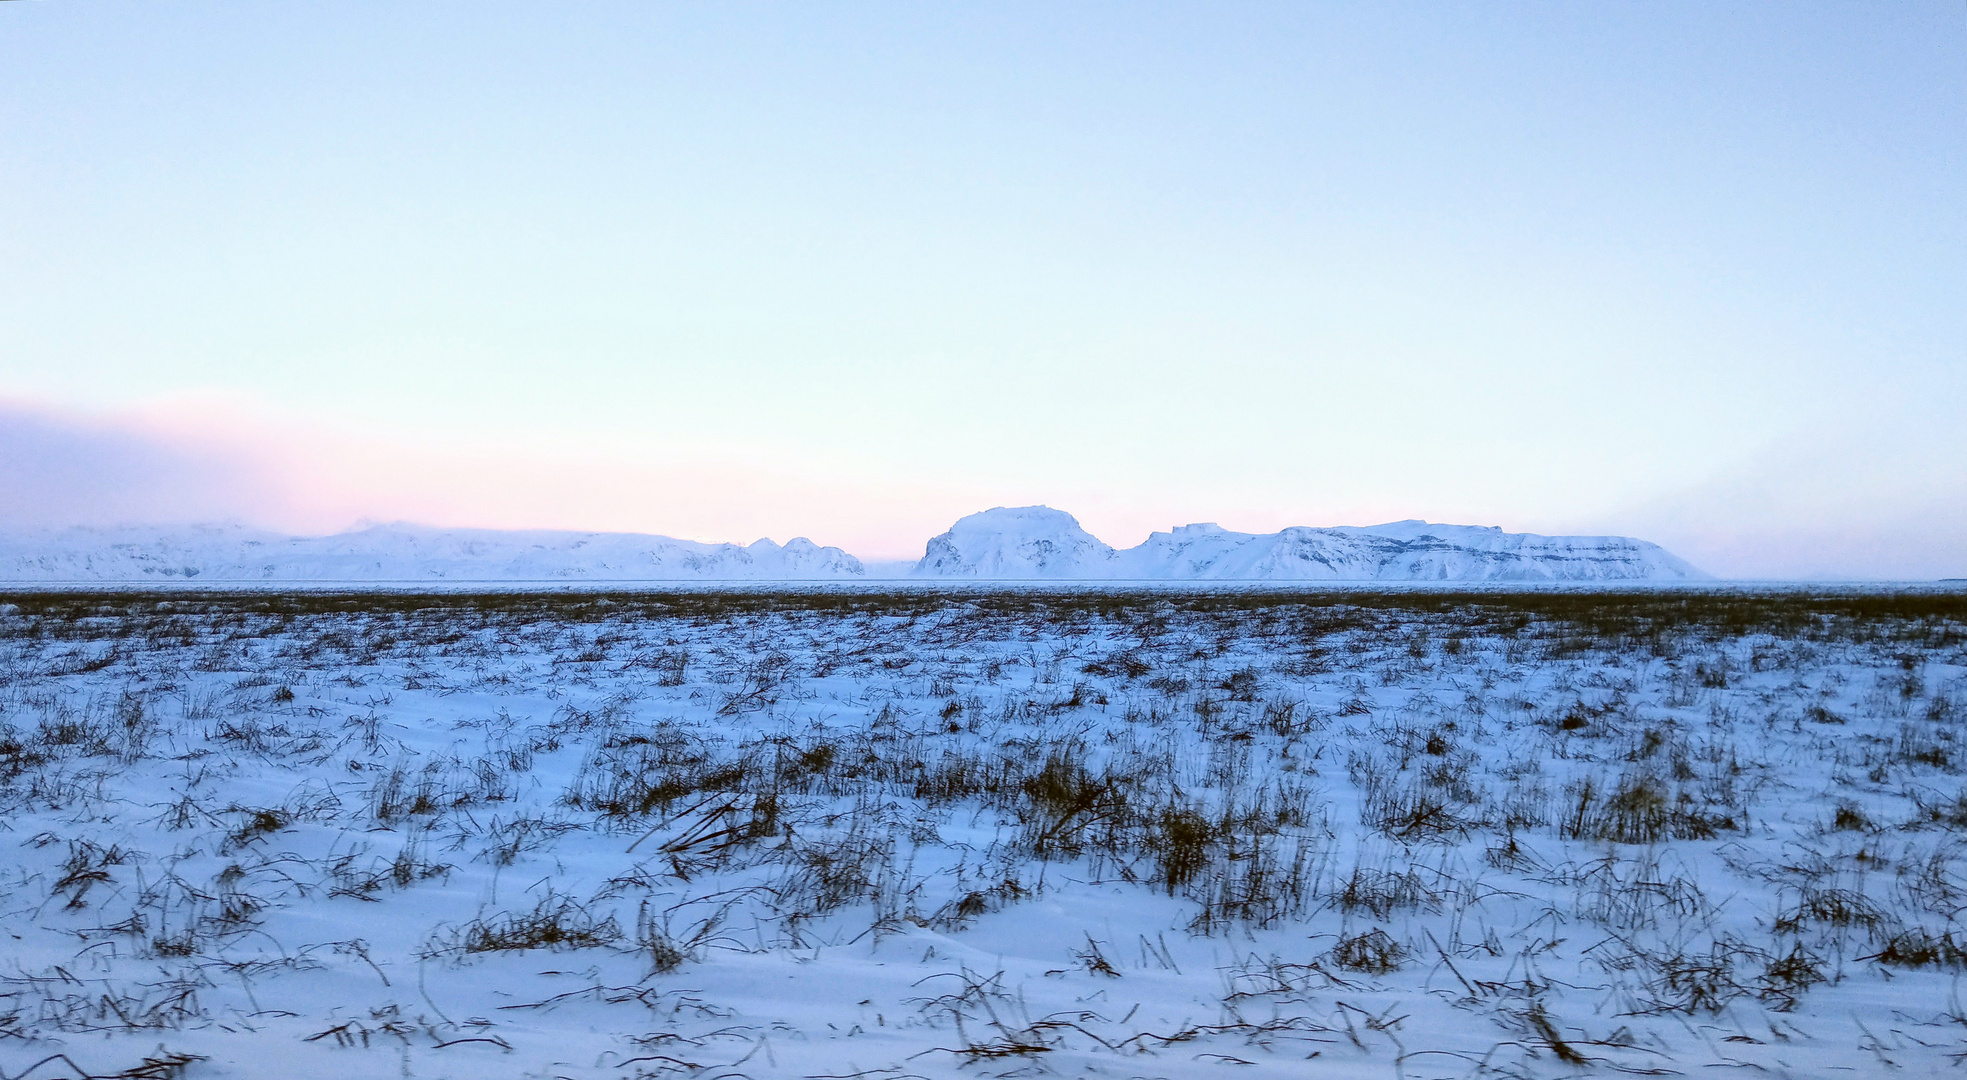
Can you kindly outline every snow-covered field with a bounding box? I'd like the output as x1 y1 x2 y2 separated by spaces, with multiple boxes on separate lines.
1 587 1962 1080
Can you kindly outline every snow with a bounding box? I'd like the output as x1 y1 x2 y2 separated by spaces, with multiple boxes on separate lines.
0 509 1703 584
913 506 1708 580
0 523 866 581
0 588 1961 1079
914 505 1121 578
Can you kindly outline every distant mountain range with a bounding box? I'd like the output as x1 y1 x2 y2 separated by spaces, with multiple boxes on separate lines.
0 507 1706 582
0 523 864 581
918 506 1705 581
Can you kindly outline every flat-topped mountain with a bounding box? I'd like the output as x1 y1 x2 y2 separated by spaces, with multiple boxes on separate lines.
911 506 1705 581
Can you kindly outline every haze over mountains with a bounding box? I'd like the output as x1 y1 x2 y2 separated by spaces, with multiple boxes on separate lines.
0 507 1707 582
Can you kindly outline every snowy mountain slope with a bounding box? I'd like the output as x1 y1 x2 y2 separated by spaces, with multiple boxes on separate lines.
914 507 1707 580
0 507 1704 582
0 523 865 581
913 505 1119 578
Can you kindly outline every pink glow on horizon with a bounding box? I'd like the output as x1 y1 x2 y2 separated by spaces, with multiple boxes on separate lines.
3 395 1449 561
7 395 1962 579
3 396 996 559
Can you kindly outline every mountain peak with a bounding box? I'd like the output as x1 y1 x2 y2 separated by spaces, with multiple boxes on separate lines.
913 506 1118 578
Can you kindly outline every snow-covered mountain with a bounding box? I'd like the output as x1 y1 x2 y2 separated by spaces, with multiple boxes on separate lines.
911 507 1706 581
0 523 865 581
0 509 1706 582
914 505 1121 578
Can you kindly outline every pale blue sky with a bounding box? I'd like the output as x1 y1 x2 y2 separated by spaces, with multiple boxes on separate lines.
1 2 1961 575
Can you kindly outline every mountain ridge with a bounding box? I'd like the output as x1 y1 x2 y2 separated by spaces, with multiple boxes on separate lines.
0 523 866 581
0 508 1707 581
910 506 1706 581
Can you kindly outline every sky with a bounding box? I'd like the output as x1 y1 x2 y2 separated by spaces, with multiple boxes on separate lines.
1 2 1962 577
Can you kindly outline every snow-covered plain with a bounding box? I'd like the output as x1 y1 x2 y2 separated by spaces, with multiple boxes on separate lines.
2 587 1962 1080
0 507 1704 583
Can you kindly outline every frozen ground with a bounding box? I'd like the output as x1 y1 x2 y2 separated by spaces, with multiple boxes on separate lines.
0 587 1962 1080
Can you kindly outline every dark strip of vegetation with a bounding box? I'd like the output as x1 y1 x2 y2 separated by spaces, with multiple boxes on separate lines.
3 585 1962 648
